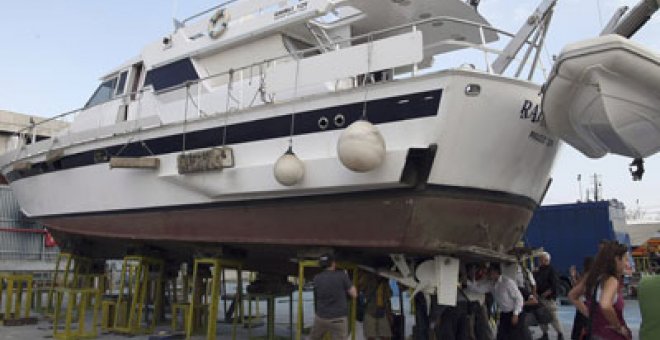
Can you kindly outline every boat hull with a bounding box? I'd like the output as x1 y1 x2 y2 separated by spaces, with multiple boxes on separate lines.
42 185 534 264
1 70 557 266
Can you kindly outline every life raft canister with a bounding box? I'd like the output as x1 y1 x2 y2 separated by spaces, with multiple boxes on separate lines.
208 8 229 39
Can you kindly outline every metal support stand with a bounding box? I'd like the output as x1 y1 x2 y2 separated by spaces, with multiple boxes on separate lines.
111 256 164 335
0 274 34 325
46 253 92 318
52 278 102 340
186 257 243 340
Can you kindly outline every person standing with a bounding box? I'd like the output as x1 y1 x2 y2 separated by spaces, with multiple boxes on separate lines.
568 241 631 340
467 263 529 340
638 274 660 339
310 253 358 340
533 252 564 340
360 274 393 340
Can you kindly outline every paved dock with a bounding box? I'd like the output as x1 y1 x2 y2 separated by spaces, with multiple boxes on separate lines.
0 294 643 339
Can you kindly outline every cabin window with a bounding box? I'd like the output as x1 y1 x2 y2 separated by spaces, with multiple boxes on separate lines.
144 58 199 92
115 71 128 96
85 78 118 108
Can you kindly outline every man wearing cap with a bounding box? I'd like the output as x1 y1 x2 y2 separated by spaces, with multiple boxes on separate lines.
309 253 358 340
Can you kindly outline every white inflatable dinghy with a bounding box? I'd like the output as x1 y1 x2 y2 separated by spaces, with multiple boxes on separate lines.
543 34 660 158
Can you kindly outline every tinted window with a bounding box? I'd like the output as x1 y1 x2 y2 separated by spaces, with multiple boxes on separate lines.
85 78 117 108
116 71 128 96
144 58 199 92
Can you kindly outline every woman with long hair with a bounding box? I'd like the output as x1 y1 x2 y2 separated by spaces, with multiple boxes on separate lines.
568 241 631 340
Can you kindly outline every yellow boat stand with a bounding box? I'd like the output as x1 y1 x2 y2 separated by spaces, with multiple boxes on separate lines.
186 257 244 340
169 267 188 332
112 255 164 335
46 253 92 318
32 271 56 314
0 273 33 325
296 260 358 340
52 276 103 340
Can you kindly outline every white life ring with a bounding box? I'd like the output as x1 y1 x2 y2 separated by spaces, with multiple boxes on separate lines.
208 8 229 39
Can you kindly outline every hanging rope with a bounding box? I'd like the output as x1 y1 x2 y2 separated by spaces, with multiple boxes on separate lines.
248 63 274 107
361 35 374 121
181 82 191 154
222 69 235 148
288 55 302 149
113 137 154 157
259 63 275 104
185 85 209 117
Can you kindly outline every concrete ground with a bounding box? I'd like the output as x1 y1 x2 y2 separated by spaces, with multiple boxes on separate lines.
0 295 643 339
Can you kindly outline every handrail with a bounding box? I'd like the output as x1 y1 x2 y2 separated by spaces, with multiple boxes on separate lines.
158 15 533 94
13 108 80 136
13 14 543 143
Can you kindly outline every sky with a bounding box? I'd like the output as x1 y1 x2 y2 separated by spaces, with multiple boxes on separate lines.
0 0 659 219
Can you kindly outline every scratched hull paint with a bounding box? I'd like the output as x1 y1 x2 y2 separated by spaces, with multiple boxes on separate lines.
43 186 534 269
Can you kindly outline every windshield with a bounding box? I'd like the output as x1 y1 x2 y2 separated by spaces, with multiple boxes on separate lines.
85 77 118 108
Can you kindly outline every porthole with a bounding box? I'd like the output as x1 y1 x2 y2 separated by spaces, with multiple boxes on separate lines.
334 114 346 127
465 84 481 96
318 116 329 130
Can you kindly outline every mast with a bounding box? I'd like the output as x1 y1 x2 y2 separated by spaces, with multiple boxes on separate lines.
491 0 557 75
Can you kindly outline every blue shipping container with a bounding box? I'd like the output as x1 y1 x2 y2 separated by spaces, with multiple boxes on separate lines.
523 200 626 277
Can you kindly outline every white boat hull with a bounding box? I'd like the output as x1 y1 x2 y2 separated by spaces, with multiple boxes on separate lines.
1 70 558 260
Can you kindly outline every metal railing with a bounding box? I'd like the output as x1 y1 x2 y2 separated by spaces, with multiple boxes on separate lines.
11 14 544 151
0 250 59 262
0 228 59 262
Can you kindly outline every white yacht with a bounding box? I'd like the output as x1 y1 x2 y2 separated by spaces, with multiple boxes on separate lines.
1 0 659 273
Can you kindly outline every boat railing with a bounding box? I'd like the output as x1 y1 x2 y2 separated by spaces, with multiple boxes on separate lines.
12 15 546 152
149 15 544 100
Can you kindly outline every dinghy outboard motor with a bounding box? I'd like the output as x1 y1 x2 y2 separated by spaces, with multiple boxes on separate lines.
629 158 645 181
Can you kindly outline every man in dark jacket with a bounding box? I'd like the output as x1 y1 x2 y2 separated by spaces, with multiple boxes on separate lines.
533 252 564 340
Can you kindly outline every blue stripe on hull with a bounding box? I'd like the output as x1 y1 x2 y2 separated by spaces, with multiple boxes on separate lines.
6 89 442 182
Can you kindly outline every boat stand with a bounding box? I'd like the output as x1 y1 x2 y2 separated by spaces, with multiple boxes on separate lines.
168 265 187 332
0 273 35 326
111 255 164 335
296 259 359 340
186 257 243 340
46 253 92 319
52 272 103 340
